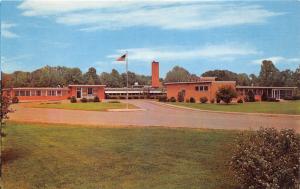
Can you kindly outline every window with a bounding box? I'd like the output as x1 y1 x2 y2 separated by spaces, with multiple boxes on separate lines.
25 91 30 96
87 88 93 96
15 90 20 96
20 91 25 96
36 90 41 96
196 85 209 92
47 90 56 96
57 90 62 96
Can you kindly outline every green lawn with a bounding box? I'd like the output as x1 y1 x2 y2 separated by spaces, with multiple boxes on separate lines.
26 101 137 111
3 122 238 189
168 101 300 115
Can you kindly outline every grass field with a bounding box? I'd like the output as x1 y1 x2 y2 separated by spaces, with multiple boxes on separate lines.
3 122 238 189
25 101 137 111
168 101 300 115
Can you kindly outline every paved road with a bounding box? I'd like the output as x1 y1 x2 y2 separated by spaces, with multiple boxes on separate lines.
9 100 300 132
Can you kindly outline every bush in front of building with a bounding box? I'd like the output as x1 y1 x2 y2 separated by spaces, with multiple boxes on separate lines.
169 97 176 102
237 99 243 103
244 90 255 102
230 128 300 189
12 96 19 103
70 96 77 103
267 97 280 102
189 97 196 103
261 92 268 101
93 96 100 102
185 99 190 103
80 98 88 103
216 86 237 104
216 98 221 103
210 98 215 104
200 97 208 103
283 95 300 100
158 96 167 102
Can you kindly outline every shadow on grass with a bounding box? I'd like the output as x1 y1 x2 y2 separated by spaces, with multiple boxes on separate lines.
2 148 28 164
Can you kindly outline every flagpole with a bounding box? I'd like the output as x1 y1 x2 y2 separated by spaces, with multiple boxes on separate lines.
126 51 128 109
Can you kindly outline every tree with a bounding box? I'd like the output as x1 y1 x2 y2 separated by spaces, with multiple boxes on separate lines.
258 60 281 86
83 67 100 85
202 70 251 86
165 66 191 82
293 65 300 89
215 86 237 104
249 74 259 86
280 69 294 87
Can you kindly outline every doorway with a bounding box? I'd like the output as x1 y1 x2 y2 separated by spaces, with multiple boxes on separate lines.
76 88 82 98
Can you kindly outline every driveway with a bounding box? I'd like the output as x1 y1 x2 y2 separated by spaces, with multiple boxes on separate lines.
9 100 300 132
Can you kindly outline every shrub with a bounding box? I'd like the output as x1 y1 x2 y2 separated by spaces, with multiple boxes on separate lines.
185 99 190 103
169 97 176 102
200 97 208 103
210 98 215 104
230 128 300 189
190 97 196 103
283 96 300 100
80 98 88 103
216 86 237 104
12 96 19 103
177 91 185 102
158 96 167 102
267 97 280 102
237 99 243 103
93 96 100 102
216 98 221 104
70 96 77 103
261 92 268 101
245 90 255 102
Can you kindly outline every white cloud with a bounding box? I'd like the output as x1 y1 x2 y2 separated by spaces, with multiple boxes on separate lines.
18 1 283 31
252 56 300 65
1 22 19 38
107 43 259 62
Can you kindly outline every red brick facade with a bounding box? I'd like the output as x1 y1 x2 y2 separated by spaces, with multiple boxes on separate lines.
165 81 236 102
3 85 105 102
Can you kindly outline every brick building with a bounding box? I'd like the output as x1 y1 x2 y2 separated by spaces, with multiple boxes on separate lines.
165 78 236 102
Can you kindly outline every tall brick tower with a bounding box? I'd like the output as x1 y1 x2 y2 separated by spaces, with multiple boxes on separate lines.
151 61 159 88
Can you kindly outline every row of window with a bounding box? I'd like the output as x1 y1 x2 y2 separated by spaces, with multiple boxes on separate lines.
77 88 94 95
15 90 65 97
195 85 209 91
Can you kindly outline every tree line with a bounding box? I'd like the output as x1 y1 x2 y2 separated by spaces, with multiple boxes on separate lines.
2 66 152 88
165 60 300 88
1 60 299 88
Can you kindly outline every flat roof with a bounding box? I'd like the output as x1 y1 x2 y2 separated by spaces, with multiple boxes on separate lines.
237 86 297 89
68 85 106 87
164 81 235 85
3 87 69 90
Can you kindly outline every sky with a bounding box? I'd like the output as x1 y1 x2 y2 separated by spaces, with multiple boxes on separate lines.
1 0 300 77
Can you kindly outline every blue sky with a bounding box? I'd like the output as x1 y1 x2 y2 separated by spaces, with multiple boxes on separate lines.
1 0 300 77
